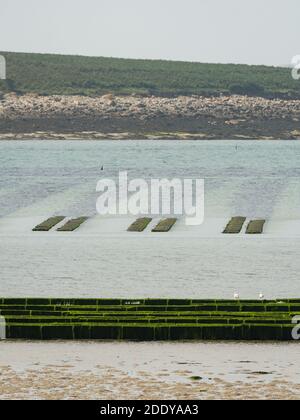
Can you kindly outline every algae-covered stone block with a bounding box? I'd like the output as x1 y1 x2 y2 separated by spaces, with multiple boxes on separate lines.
2 298 27 305
73 325 91 340
26 298 51 305
42 325 74 339
8 325 42 339
127 218 152 232
57 217 88 232
241 304 266 312
242 324 284 340
123 325 155 341
246 219 266 234
154 326 171 340
98 299 122 306
266 304 289 312
169 325 203 340
152 218 177 232
73 299 98 306
144 299 168 306
201 325 243 340
33 216 65 232
50 298 74 305
168 299 191 306
223 216 246 234
216 304 239 312
90 325 121 339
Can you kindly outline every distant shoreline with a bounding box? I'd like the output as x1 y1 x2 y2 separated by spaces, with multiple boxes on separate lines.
0 132 298 141
0 93 300 140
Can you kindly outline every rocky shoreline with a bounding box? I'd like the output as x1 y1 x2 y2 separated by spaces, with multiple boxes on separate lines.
0 93 300 140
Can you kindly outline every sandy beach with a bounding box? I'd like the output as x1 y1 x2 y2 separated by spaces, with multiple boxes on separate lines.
0 341 299 400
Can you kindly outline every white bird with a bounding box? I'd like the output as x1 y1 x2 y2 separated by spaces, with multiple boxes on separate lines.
234 292 240 300
259 292 264 300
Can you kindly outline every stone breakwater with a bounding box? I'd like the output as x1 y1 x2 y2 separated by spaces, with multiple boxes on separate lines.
0 93 300 140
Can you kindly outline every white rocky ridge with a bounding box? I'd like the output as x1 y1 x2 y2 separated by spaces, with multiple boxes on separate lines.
0 93 299 121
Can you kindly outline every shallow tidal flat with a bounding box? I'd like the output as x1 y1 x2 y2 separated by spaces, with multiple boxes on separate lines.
0 341 299 400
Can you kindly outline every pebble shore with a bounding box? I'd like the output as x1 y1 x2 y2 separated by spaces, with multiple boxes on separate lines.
0 93 300 140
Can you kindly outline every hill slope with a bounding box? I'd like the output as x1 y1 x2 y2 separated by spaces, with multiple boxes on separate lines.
0 51 299 98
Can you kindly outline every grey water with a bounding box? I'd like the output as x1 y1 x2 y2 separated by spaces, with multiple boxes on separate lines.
0 139 300 298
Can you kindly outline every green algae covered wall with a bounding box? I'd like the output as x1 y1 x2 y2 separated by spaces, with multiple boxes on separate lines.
0 298 299 341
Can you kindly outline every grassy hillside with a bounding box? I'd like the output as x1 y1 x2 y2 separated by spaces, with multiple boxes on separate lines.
0 51 299 98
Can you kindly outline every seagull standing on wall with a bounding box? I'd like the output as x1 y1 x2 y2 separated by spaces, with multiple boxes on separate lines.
234 292 239 300
259 292 264 300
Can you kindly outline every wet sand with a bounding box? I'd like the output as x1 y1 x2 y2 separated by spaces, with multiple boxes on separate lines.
0 341 299 400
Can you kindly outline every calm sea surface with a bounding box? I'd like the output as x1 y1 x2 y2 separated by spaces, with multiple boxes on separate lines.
0 139 300 298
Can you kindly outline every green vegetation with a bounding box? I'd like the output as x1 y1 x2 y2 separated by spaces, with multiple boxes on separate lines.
127 217 152 232
32 216 65 232
152 218 177 232
223 217 246 234
0 298 299 340
0 51 299 98
246 220 266 234
57 217 88 232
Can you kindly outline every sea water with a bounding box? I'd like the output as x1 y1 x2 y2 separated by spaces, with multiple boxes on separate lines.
0 139 300 298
